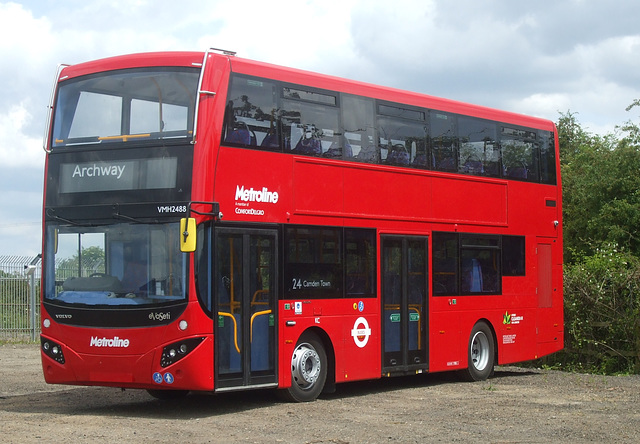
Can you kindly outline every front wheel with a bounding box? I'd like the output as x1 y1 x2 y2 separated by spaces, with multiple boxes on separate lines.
280 332 327 402
459 322 495 382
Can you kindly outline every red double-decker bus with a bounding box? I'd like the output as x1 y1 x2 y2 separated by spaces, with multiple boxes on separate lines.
40 48 562 401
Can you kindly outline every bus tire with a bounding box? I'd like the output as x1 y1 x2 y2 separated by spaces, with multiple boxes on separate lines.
281 332 327 402
459 321 495 382
146 389 189 400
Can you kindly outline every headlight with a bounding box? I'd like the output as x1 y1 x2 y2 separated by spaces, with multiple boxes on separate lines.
41 337 65 364
160 337 205 368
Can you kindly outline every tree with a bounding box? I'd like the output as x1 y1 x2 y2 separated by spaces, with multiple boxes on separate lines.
562 244 640 374
557 110 593 165
56 246 105 279
558 107 640 262
552 103 640 375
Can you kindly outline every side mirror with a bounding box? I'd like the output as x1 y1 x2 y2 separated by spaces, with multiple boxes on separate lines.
180 218 197 252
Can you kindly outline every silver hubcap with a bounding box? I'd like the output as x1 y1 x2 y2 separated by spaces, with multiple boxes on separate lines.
470 331 490 371
291 342 321 390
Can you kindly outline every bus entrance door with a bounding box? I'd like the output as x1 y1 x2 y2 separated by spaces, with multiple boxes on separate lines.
214 228 278 390
381 235 429 375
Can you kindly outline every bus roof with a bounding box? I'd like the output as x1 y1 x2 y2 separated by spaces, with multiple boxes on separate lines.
58 51 204 81
228 55 555 132
57 50 555 132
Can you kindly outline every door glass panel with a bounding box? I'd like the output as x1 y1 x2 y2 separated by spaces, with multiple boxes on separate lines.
250 235 275 374
407 240 427 363
217 234 243 376
383 239 403 364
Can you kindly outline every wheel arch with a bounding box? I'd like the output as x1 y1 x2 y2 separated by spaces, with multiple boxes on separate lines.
301 326 336 393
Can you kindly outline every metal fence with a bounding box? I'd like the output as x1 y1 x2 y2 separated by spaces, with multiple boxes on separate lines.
0 255 41 342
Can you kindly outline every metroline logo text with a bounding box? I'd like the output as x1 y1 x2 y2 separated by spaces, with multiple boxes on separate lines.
235 185 279 203
90 336 130 348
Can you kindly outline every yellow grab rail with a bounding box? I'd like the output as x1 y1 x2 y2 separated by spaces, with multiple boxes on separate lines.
218 309 273 354
250 310 272 341
218 311 240 353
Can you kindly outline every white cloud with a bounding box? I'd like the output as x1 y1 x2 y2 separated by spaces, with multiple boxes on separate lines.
510 93 572 121
0 2 55 92
0 3 53 58
2 0 640 256
579 35 640 90
0 102 44 169
194 0 359 72
0 184 43 256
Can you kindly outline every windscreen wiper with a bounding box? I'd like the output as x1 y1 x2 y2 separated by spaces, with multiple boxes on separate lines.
111 203 147 224
45 208 83 226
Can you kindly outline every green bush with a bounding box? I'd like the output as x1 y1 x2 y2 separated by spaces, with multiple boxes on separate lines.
559 244 640 374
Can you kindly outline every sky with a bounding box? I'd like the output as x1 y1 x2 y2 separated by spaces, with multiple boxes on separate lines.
1 0 640 257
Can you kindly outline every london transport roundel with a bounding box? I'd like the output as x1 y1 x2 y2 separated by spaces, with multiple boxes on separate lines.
351 317 371 348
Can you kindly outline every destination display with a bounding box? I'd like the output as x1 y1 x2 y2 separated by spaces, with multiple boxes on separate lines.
59 157 178 193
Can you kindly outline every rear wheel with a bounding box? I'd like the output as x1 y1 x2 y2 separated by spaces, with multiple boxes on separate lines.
459 322 495 382
281 332 327 402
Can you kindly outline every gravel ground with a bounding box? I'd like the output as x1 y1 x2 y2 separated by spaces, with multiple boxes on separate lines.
1 343 639 443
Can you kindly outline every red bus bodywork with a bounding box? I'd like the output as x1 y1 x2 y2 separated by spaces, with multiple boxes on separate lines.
41 50 562 399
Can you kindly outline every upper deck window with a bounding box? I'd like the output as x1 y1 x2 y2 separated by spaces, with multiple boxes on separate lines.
221 72 558 185
52 67 199 148
501 126 540 181
458 117 500 177
283 87 336 106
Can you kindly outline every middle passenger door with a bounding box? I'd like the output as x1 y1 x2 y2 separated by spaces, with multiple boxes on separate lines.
381 235 429 374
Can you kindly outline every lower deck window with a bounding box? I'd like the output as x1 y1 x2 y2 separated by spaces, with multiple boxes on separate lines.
284 226 376 299
502 235 526 276
433 232 507 296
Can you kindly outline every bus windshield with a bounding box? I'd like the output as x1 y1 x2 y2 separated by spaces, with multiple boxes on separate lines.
44 222 187 307
51 67 199 147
